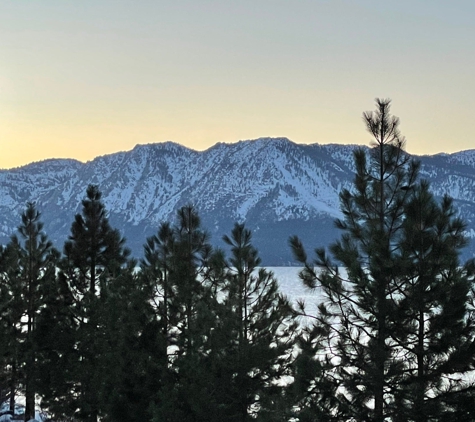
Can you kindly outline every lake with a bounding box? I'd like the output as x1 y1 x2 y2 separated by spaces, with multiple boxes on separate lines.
267 267 324 320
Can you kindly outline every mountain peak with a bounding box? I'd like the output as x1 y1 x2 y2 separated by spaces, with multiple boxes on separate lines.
133 141 194 152
1 139 475 264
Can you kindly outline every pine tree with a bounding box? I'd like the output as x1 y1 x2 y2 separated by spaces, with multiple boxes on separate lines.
95 262 162 422
290 99 420 421
287 322 344 422
0 242 23 415
63 185 129 297
0 203 58 420
171 205 213 352
14 203 59 421
391 181 475 421
219 223 298 421
0 244 8 406
34 257 76 420
48 185 130 422
141 221 176 371
147 205 222 421
150 219 299 421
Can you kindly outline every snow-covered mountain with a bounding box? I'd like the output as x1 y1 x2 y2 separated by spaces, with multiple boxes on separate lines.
1 137 475 264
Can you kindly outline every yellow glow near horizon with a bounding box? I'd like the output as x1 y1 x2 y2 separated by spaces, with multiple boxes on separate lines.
1 1 475 169
1 90 472 170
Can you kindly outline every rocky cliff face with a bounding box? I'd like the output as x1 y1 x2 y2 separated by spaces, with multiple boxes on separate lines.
1 138 475 264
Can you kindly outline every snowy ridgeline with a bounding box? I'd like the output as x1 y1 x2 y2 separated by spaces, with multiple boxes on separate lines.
3 138 475 263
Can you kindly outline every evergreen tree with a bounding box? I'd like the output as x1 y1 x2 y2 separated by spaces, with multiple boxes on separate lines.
0 244 8 406
143 214 301 421
34 256 76 420
391 181 475 421
290 99 420 421
141 221 176 372
46 185 130 422
0 242 23 415
287 322 344 422
0 203 58 420
13 203 59 421
219 223 298 421
95 262 162 422
63 185 129 297
150 219 299 421
171 205 213 352
147 206 222 422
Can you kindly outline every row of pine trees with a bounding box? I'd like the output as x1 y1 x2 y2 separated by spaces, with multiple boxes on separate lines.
1 99 475 421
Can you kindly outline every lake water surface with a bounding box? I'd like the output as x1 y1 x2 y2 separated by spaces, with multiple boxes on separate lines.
267 267 324 320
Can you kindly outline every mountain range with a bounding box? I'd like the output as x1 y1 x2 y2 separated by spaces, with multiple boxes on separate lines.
1 137 475 265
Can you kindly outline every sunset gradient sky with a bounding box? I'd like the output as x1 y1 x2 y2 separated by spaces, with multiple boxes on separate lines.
1 1 474 169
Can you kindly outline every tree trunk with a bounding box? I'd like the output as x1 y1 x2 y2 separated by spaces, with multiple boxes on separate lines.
9 361 16 415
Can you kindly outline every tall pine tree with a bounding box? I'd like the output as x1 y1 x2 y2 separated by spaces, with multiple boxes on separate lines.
147 205 222 422
47 185 130 422
0 242 23 416
391 181 475 421
0 203 58 420
291 99 420 421
14 203 58 421
220 223 298 421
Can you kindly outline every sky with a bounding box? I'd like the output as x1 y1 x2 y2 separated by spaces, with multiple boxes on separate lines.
1 1 475 169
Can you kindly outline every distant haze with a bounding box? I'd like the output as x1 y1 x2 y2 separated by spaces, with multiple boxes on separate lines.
1 1 475 169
